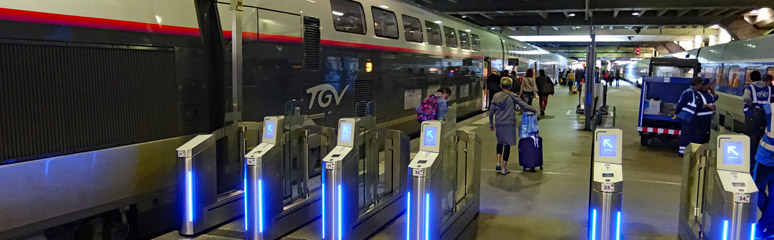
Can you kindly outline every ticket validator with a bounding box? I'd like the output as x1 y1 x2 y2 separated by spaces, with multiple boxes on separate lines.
703 135 757 240
244 116 284 240
407 120 443 240
321 118 359 240
589 128 623 240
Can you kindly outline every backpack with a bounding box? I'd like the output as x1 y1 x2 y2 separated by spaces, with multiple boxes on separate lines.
417 95 439 122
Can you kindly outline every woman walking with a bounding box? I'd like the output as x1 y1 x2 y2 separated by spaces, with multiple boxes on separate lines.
520 69 538 105
490 77 537 174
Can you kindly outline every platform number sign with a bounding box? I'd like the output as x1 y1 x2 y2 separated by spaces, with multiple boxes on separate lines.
734 193 751 203
602 182 615 193
325 161 335 170
413 168 424 177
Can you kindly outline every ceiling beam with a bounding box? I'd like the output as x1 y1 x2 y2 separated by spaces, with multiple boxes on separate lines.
481 15 721 26
613 9 620 18
712 9 729 16
563 11 571 18
637 10 647 17
425 0 771 13
477 12 494 20
676 9 691 16
657 9 669 17
724 9 743 17
697 9 715 16
537 11 549 19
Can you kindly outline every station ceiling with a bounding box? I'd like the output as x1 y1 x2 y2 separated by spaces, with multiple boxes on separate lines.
411 0 772 27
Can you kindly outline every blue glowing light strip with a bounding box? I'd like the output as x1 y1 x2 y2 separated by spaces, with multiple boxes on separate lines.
591 209 597 240
722 220 728 240
338 184 343 240
187 171 194 222
615 211 621 240
425 193 430 240
752 223 757 240
406 192 411 240
244 171 248 231
259 179 264 233
322 170 326 239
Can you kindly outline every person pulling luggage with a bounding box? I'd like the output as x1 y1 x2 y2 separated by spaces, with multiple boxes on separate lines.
489 77 536 175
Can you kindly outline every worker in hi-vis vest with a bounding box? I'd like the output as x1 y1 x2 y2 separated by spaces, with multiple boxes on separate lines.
695 78 718 144
754 102 774 237
745 70 772 172
674 77 705 157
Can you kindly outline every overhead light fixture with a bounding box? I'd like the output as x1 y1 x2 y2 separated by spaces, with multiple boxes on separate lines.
491 27 496 30
461 15 467 18
632 12 640 16
434 20 442 24
379 5 388 9
711 24 720 28
568 13 576 17
332 11 344 16
465 29 471 32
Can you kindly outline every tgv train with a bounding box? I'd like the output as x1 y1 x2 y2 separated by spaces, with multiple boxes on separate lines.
0 0 568 238
626 34 774 131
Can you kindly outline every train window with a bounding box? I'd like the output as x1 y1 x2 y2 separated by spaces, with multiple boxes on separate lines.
402 15 423 43
716 67 726 86
745 68 762 87
443 26 457 48
331 0 366 34
458 30 470 49
425 21 442 45
471 34 480 51
372 7 398 39
768 68 774 85
703 67 715 84
728 67 742 87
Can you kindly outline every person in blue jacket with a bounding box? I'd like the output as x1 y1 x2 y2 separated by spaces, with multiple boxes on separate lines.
754 100 774 238
748 71 773 172
696 78 718 144
675 77 705 157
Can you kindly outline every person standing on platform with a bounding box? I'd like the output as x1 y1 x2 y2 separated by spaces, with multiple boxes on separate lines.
696 78 718 144
536 69 553 117
520 69 538 105
745 71 771 172
753 100 774 238
568 69 576 93
489 77 537 175
675 77 705 157
416 87 452 122
486 70 501 109
615 69 621 87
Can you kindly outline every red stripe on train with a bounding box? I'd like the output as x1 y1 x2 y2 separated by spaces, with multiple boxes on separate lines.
1 7 483 58
0 7 200 36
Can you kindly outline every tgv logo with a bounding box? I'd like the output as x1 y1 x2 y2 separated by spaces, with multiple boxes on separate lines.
306 84 349 109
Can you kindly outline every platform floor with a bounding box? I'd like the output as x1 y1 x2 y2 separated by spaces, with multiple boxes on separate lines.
156 81 683 240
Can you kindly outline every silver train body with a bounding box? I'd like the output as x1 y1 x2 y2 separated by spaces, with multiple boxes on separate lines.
0 0 569 238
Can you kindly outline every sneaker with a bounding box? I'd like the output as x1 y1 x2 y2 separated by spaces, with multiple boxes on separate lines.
501 169 510 175
496 165 501 171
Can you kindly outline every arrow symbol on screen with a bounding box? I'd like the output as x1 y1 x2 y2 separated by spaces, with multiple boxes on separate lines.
267 125 273 134
426 131 434 140
728 146 739 156
603 139 613 148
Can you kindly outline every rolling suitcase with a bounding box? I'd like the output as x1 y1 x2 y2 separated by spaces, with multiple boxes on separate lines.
518 135 544 172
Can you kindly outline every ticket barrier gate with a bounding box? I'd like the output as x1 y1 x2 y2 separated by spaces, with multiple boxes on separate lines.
322 117 411 240
679 135 758 240
407 121 482 240
588 128 623 240
244 115 336 240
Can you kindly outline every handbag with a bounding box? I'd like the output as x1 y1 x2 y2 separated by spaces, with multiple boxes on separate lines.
676 90 697 122
543 77 555 95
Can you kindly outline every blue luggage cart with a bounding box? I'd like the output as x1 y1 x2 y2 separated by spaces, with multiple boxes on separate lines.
638 76 693 146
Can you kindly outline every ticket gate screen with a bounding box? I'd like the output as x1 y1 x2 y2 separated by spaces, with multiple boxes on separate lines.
721 141 744 165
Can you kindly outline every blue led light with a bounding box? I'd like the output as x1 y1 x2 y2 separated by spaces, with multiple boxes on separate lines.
187 171 194 222
425 193 430 240
259 179 264 233
722 220 728 240
338 184 343 240
615 211 621 240
591 209 597 240
406 192 411 240
244 174 248 231
322 170 326 239
752 223 757 240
